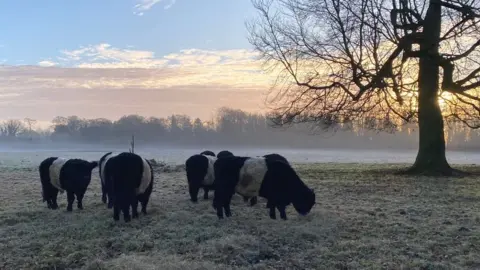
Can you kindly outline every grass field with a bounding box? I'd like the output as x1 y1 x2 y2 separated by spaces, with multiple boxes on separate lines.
0 162 479 269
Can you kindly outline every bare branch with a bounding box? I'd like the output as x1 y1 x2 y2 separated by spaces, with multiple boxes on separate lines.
437 0 480 18
248 0 480 131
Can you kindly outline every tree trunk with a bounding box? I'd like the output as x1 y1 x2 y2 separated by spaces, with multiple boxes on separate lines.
404 1 456 176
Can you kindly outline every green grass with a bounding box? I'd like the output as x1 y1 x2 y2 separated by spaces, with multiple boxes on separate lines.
0 163 479 269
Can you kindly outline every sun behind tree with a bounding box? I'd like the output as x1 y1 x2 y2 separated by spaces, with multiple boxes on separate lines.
247 0 480 175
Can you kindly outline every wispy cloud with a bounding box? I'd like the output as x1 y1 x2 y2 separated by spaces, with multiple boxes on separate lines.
133 0 176 16
38 60 58 67
163 0 176 10
60 43 167 68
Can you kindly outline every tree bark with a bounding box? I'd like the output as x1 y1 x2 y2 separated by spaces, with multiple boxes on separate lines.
404 1 457 176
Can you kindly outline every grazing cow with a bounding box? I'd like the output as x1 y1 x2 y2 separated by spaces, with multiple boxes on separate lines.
217 150 234 159
200 150 216 157
39 157 98 211
98 151 117 208
185 153 217 202
213 156 315 220
185 152 288 205
104 152 154 222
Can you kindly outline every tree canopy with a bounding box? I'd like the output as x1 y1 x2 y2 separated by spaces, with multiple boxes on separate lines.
247 0 480 175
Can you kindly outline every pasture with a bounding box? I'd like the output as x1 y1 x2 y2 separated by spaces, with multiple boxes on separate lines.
0 160 479 269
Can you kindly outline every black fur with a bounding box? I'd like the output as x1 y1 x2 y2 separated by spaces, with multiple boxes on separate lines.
213 156 315 220
216 150 252 203
217 150 234 159
39 157 59 209
39 157 98 211
185 154 214 202
99 151 113 207
200 150 215 157
105 152 154 222
263 153 289 165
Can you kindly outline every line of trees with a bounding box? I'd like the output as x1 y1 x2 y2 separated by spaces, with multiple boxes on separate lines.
2 107 480 150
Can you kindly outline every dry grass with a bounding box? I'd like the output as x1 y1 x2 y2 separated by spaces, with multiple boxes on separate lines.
0 162 480 270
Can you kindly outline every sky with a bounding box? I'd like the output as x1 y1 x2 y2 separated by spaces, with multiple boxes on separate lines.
0 0 273 128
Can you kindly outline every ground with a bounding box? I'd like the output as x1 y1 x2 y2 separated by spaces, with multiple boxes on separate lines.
0 162 479 270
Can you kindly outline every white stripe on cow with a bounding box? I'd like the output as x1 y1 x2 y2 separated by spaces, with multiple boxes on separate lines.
100 153 115 185
136 158 152 195
203 154 217 186
235 157 268 197
49 157 68 193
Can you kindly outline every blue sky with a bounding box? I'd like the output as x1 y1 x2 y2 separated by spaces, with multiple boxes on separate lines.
0 0 256 65
0 1 273 126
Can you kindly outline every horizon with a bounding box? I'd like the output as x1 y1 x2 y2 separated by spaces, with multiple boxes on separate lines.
0 1 272 125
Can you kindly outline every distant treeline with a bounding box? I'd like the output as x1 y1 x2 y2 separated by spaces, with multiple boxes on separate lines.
2 107 480 150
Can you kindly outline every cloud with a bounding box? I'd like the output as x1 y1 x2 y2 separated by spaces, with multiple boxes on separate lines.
60 43 167 68
38 60 58 67
0 45 275 122
55 44 272 89
133 0 176 15
163 0 176 9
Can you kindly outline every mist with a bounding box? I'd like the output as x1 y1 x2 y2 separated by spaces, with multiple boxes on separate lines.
0 106 479 166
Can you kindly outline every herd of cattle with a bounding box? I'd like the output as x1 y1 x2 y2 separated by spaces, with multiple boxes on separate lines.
38 150 316 223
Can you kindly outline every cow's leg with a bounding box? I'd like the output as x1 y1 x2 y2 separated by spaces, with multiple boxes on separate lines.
66 191 75 212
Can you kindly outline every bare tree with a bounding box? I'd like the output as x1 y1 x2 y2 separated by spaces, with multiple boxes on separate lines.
1 119 24 137
247 0 480 175
23 118 37 139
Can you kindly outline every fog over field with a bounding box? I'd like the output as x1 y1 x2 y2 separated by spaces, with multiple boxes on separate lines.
1 106 480 169
0 143 478 169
